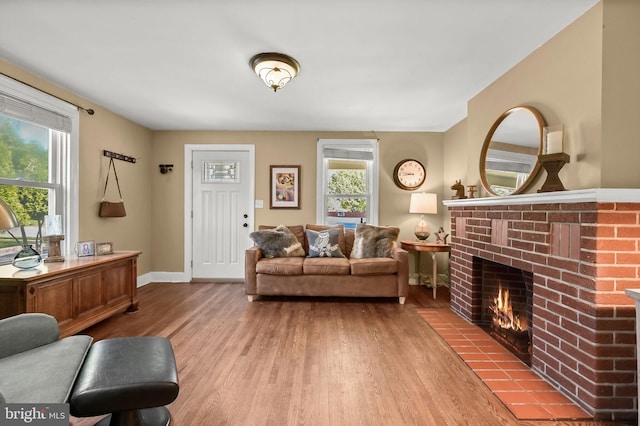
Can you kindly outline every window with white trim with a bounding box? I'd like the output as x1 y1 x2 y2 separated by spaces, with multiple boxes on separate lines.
0 75 79 264
316 139 379 227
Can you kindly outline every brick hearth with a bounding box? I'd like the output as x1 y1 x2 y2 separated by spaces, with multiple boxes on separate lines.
443 189 640 422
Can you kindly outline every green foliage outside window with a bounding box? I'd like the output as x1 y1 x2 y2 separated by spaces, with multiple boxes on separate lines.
0 117 49 248
328 169 366 212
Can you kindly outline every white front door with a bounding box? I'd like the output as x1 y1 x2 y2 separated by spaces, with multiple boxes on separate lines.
191 148 253 279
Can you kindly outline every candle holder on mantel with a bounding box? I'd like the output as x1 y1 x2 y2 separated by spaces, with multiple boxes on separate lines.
538 152 570 193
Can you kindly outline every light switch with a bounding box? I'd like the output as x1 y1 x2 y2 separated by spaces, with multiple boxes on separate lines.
255 199 264 208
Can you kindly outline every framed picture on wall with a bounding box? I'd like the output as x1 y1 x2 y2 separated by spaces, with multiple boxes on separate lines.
270 165 301 209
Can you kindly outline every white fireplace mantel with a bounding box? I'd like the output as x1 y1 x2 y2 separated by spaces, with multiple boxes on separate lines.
442 188 640 208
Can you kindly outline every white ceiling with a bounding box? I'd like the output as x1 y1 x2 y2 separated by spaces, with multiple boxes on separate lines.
0 0 598 132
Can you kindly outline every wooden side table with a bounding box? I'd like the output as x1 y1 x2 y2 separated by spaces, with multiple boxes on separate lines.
400 240 451 299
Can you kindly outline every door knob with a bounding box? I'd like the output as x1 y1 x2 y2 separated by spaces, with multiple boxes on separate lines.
243 223 248 228
243 214 248 218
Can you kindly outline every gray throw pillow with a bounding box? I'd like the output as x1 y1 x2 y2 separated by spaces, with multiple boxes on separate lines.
351 224 399 258
306 228 345 258
250 225 305 258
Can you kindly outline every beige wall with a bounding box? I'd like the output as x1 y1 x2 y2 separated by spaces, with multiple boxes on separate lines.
601 0 640 187
0 60 154 274
150 131 445 272
458 3 604 195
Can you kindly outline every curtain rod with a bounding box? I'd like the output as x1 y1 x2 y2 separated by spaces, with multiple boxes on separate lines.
0 72 95 115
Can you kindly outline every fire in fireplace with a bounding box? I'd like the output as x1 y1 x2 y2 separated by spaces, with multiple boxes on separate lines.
488 283 531 365
480 260 533 366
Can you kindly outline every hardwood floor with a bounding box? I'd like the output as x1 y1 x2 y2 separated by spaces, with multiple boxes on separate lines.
70 283 631 426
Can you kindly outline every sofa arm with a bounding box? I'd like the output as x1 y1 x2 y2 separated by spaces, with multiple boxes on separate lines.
393 246 409 300
245 246 263 296
0 313 60 359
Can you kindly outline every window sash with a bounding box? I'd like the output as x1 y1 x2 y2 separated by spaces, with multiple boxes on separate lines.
316 139 379 225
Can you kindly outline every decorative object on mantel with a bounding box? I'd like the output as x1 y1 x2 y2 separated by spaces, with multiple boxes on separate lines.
467 185 477 198
250 52 301 92
409 193 437 240
538 153 570 192
44 214 64 263
543 124 564 154
451 180 467 199
0 197 42 269
436 227 449 244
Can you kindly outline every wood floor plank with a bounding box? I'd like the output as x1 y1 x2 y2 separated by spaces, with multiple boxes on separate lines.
69 283 631 426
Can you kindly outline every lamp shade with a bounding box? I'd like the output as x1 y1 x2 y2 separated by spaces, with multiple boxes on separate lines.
0 198 20 231
250 52 300 92
409 193 437 215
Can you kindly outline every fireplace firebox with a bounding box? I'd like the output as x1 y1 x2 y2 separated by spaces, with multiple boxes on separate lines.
480 259 533 366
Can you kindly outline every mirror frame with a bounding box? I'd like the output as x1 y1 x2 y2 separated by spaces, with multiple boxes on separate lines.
479 106 545 196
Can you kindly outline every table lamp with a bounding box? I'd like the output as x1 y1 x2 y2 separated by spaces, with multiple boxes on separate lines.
409 193 437 240
0 197 42 269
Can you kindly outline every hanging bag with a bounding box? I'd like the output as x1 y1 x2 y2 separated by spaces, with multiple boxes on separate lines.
99 158 127 217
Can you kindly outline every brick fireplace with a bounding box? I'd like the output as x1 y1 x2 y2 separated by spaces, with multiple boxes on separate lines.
443 189 640 422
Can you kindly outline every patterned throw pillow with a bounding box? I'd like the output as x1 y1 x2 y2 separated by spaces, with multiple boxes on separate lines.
306 228 345 258
350 224 399 259
249 225 305 258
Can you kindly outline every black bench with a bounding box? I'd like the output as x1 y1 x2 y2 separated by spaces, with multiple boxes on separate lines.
70 336 179 426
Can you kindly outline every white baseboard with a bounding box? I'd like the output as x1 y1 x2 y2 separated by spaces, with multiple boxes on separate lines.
136 271 190 287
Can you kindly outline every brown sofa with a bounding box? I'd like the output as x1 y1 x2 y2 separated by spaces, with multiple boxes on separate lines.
244 225 409 304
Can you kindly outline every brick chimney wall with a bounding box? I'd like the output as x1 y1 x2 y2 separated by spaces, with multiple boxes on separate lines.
444 191 640 422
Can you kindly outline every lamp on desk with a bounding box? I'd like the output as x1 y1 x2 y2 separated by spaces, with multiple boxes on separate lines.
0 197 42 269
409 193 437 240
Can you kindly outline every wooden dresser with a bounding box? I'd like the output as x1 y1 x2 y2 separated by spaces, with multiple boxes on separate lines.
0 251 140 337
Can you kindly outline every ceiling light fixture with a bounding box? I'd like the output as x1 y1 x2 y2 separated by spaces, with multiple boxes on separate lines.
250 52 300 92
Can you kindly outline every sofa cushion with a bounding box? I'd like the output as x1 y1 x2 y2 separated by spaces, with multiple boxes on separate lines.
306 228 345 258
250 225 305 258
350 224 400 259
350 258 398 275
0 335 93 403
259 225 305 246
303 257 350 275
306 224 345 254
256 257 304 275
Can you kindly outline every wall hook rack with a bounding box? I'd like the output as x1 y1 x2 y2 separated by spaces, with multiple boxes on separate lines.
103 150 136 164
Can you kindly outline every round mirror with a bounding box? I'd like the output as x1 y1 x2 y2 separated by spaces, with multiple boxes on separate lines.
479 106 545 196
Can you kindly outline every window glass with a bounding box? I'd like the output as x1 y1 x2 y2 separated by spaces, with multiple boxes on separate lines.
327 162 368 228
0 115 58 263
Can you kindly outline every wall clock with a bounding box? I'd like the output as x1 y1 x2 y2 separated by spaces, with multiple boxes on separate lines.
393 159 426 190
